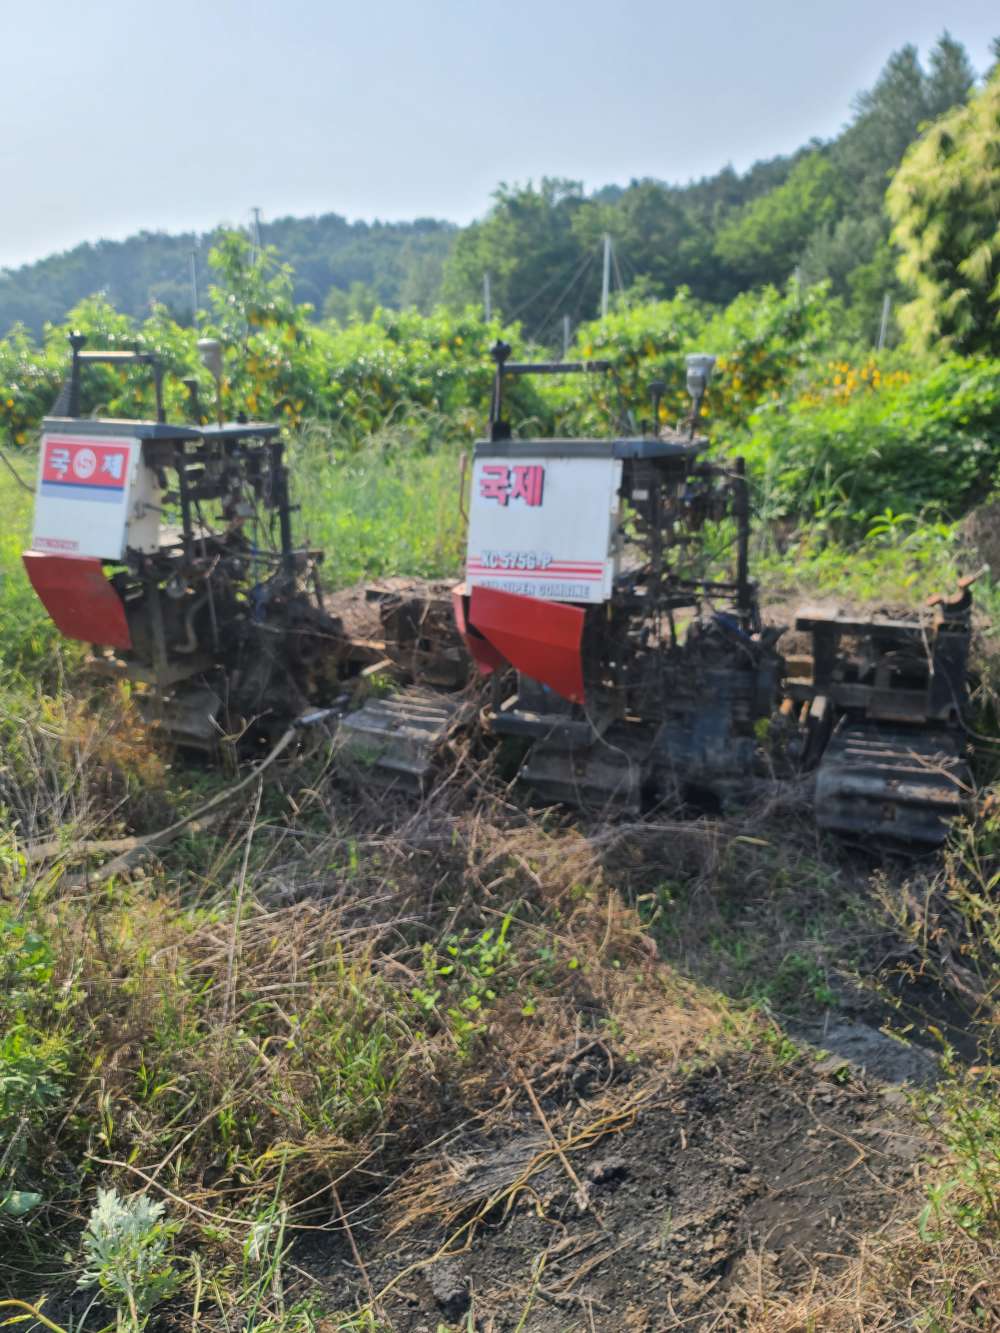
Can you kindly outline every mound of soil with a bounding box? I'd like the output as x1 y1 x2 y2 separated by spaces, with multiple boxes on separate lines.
324 577 458 643
303 1051 923 1330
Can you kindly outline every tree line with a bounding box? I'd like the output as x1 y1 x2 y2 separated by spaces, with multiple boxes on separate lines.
0 32 995 347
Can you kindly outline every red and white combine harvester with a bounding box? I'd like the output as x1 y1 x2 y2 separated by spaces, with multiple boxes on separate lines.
443 341 776 810
24 336 975 845
23 334 350 747
345 341 975 842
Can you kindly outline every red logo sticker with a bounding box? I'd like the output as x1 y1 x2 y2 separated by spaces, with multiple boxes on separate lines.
478 463 545 507
42 439 130 490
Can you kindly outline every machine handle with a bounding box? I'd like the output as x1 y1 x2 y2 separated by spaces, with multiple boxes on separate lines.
60 332 166 423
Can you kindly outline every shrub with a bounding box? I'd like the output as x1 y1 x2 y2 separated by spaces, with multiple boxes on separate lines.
78 1188 182 1330
743 353 1000 533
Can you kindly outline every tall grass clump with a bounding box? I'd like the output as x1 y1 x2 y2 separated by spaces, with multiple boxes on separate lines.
289 416 468 587
742 354 1000 538
0 455 64 680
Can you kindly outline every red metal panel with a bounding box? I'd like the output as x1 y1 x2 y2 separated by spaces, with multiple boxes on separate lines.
23 552 132 650
451 583 505 675
469 584 585 703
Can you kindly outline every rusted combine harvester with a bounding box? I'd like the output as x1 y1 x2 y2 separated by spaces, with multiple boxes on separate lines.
342 342 973 842
790 593 973 841
22 335 358 748
349 345 782 812
23 336 974 846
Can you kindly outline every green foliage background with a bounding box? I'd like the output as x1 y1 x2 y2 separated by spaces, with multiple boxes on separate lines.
889 70 1000 355
5 240 1000 569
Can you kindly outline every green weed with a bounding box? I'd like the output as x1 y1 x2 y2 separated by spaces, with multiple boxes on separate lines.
291 430 466 587
413 912 517 1053
77 1189 182 1330
0 458 65 679
756 511 963 604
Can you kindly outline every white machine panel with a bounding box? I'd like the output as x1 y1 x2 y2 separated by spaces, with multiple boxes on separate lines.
32 433 161 560
465 452 622 604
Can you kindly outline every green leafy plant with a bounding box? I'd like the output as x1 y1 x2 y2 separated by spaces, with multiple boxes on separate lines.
918 1066 1000 1244
78 1189 182 1330
412 912 516 1052
889 70 1000 357
0 1188 42 1217
0 1026 66 1138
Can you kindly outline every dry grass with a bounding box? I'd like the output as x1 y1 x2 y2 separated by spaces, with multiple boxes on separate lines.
2 690 999 1330
729 1220 1000 1330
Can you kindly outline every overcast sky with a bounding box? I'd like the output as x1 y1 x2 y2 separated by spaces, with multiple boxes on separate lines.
0 0 995 270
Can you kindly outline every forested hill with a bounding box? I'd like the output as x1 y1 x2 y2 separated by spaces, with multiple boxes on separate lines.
0 215 456 338
439 34 986 346
0 32 993 343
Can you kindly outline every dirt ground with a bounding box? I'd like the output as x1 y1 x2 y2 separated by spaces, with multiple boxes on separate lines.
272 577 994 1329
300 1047 924 1331
324 577 459 643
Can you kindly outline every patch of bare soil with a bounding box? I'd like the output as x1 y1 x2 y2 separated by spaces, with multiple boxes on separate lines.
324 577 457 643
302 1050 923 1331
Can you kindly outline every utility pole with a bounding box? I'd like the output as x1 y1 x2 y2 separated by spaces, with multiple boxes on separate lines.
250 206 262 262
601 234 611 320
189 247 199 321
483 272 492 322
562 314 571 360
877 292 892 350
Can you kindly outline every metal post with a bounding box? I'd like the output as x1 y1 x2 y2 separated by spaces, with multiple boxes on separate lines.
146 579 170 685
177 452 194 561
270 440 295 576
250 206 262 262
601 234 611 320
67 331 87 418
483 272 492 322
562 315 570 360
152 360 165 423
189 248 199 319
488 340 512 441
733 457 751 624
877 292 891 350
